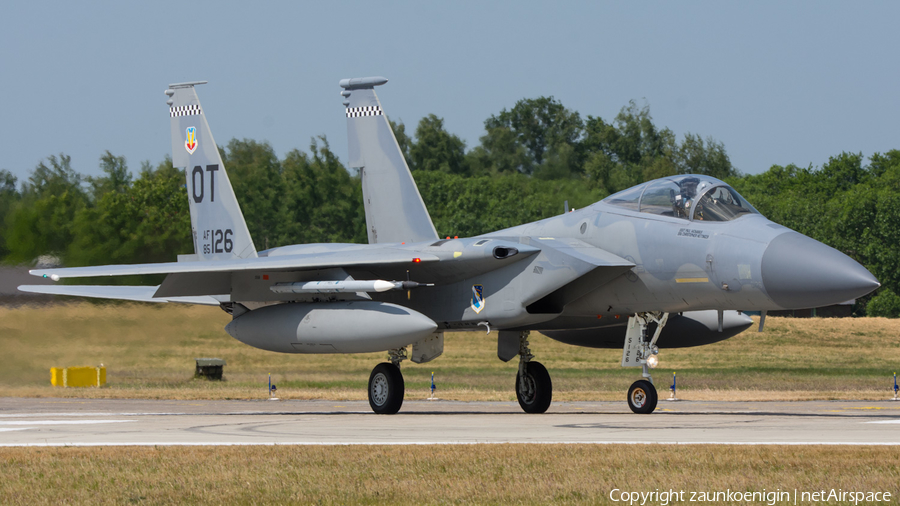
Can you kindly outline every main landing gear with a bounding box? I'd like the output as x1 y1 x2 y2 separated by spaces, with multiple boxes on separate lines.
368 348 407 414
622 312 669 414
515 331 552 413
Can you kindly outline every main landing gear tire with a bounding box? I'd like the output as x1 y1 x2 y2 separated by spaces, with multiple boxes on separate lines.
627 379 658 414
516 361 552 414
368 363 405 414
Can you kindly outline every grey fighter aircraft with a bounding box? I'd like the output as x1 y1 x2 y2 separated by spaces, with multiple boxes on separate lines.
21 78 880 415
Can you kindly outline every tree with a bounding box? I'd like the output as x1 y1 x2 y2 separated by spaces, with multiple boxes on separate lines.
581 102 678 193
409 114 468 175
814 152 870 194
4 154 87 264
867 289 900 318
481 97 583 174
88 151 132 200
280 136 365 245
67 161 192 273
673 133 736 179
466 126 533 175
582 102 675 167
389 119 412 166
415 170 604 238
223 139 284 250
0 170 19 259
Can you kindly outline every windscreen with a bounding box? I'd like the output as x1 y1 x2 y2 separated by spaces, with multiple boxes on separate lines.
693 186 758 221
603 184 646 211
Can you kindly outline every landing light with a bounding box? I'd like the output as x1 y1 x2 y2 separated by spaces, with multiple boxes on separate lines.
646 354 659 369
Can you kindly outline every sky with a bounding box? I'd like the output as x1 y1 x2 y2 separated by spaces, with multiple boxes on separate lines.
1 2 898 181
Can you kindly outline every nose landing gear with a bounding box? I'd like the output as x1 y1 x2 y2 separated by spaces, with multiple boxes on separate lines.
622 312 668 414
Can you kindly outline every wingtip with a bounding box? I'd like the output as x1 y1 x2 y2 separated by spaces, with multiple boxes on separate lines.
29 270 59 281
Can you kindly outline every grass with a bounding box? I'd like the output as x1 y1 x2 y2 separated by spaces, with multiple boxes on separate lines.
3 304 899 505
1 445 898 505
1 303 899 401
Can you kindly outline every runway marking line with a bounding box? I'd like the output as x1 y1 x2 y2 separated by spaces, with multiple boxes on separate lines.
2 441 900 448
0 412 185 418
0 420 133 426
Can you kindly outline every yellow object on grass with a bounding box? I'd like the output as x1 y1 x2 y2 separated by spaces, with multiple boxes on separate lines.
50 366 106 387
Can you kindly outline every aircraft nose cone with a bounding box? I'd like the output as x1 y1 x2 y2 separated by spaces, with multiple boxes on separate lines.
761 232 880 309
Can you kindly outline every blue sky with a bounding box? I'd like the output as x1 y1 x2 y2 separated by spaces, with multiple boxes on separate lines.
1 2 897 180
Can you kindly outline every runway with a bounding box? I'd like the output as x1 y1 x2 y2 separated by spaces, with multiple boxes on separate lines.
1 398 899 446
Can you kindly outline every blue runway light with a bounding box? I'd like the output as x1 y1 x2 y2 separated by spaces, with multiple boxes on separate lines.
427 371 436 400
667 371 678 401
268 373 278 399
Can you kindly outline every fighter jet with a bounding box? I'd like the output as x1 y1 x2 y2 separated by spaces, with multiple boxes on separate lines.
21 78 880 415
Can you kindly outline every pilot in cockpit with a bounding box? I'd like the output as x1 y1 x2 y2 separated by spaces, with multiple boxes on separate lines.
673 177 700 219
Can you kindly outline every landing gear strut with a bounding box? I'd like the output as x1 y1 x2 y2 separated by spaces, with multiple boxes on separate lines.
622 312 668 414
368 347 407 414
515 331 552 413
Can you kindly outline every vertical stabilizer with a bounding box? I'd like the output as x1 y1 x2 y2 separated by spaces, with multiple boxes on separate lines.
340 77 438 244
167 82 257 260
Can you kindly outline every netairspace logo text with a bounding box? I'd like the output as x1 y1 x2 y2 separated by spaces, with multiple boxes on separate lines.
609 488 893 505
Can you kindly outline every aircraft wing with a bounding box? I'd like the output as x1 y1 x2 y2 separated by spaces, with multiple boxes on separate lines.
17 285 221 305
25 238 633 305
29 247 439 279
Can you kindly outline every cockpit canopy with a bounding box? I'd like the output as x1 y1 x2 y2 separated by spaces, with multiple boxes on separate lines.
602 175 759 222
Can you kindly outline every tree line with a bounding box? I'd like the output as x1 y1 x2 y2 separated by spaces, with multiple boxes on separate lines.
0 97 896 316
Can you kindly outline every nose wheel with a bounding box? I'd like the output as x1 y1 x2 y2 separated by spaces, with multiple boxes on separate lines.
368 362 405 414
627 379 658 414
621 312 669 414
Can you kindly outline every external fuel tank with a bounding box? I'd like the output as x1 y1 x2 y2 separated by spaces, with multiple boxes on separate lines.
224 301 438 354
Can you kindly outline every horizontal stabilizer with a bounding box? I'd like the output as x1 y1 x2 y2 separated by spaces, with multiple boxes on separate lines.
17 285 221 305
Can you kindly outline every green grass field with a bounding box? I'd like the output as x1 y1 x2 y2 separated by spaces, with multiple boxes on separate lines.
0 303 898 401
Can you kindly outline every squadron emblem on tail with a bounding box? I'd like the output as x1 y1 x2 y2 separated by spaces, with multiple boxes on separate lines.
185 126 197 155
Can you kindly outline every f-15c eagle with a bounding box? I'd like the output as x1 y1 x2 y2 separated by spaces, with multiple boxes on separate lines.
21 78 880 415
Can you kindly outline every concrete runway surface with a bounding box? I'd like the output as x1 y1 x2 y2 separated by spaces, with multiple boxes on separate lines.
1 398 899 446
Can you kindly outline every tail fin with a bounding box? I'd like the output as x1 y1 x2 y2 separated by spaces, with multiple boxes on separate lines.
340 77 438 244
167 81 257 260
